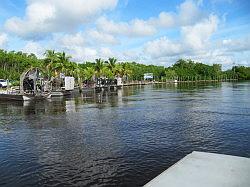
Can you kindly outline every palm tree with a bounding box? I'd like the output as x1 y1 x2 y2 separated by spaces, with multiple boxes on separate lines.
106 57 117 73
121 62 132 81
44 50 58 78
73 63 82 84
113 63 123 77
94 58 105 78
102 66 114 79
54 51 72 76
83 67 95 80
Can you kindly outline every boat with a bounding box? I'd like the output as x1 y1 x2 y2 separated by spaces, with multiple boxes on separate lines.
0 68 51 101
0 92 51 101
51 76 75 97
94 77 123 92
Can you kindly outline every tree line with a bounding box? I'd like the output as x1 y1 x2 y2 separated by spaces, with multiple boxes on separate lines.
0 49 249 85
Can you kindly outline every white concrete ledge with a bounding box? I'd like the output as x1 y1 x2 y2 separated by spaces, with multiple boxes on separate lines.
144 151 250 187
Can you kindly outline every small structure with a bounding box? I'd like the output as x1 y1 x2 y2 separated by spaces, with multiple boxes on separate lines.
65 76 75 91
144 151 250 187
144 73 153 81
116 77 123 88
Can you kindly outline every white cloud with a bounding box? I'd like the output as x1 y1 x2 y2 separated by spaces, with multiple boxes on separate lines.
181 15 218 50
149 12 175 28
222 39 232 45
87 30 119 45
222 36 250 52
96 17 156 37
187 49 234 66
144 37 184 58
56 30 119 49
100 47 114 58
144 15 219 58
64 46 116 62
5 0 118 39
178 0 203 25
58 32 85 47
71 46 97 62
0 33 8 48
4 0 246 69
142 46 237 68
55 32 91 61
96 0 205 38
122 50 141 61
52 31 117 62
56 33 115 62
22 41 44 57
149 0 204 28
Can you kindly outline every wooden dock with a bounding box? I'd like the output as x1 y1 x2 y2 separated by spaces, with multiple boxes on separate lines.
144 151 250 187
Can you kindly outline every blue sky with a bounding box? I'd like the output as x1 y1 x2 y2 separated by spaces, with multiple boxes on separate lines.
0 0 249 69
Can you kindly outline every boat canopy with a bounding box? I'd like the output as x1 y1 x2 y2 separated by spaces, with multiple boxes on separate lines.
20 68 48 94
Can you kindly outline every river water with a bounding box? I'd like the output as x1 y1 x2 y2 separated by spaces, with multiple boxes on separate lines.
0 82 250 187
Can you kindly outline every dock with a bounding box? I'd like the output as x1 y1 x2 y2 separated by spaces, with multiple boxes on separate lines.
144 151 250 187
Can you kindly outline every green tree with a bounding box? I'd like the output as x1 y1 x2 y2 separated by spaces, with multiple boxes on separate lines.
94 58 105 78
83 67 95 80
165 69 177 80
106 57 117 73
54 51 72 76
44 50 58 78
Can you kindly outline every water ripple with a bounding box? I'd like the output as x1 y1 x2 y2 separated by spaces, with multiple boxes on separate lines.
0 82 250 186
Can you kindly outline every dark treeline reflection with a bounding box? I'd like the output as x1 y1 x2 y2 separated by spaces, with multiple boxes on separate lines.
0 83 224 117
0 82 249 187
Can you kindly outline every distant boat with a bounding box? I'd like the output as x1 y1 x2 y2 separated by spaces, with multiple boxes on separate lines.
94 77 123 91
51 76 75 97
0 68 51 101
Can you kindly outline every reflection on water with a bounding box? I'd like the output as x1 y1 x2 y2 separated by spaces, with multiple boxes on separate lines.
0 82 250 187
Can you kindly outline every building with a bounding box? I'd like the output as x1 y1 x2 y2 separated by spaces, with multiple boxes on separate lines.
144 73 153 80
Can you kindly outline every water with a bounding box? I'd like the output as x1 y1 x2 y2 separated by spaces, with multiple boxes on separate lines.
0 82 250 187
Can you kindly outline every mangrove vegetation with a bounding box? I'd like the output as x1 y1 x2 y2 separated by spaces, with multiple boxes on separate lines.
0 49 250 85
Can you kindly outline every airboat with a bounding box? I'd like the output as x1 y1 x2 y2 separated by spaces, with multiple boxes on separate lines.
51 75 75 97
0 68 51 101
